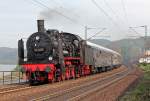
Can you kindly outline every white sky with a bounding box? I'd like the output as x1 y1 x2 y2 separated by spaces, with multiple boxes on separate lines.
0 0 150 48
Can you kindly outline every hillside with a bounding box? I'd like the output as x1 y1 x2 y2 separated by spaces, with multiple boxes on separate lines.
0 37 149 64
90 37 149 63
89 39 111 46
0 47 17 64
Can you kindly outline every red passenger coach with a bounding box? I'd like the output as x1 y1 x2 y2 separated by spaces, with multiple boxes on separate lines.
18 20 121 85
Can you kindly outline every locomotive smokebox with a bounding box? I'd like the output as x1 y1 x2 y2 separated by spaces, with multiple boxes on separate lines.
37 20 45 32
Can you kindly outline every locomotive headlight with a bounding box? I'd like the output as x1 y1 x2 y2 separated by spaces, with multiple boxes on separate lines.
49 57 53 60
35 36 40 40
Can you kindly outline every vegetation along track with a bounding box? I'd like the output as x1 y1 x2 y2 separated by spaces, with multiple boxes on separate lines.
31 66 132 101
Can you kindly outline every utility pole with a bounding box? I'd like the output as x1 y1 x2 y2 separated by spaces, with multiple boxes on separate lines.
144 25 147 53
140 25 147 55
85 26 88 40
129 25 148 62
129 25 148 52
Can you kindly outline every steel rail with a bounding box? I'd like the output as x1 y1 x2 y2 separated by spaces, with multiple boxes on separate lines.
0 85 31 94
68 66 134 101
0 84 27 91
31 67 129 101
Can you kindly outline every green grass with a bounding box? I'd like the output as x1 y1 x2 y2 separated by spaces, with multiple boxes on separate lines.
139 63 150 71
120 64 150 101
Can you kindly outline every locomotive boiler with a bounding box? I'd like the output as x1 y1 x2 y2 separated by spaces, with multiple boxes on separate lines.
18 20 122 85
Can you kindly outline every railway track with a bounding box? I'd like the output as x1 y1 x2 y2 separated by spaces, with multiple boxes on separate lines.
31 66 132 101
0 66 130 101
0 84 31 94
0 67 125 96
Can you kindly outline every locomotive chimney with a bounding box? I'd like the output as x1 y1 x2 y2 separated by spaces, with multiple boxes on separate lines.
37 20 45 32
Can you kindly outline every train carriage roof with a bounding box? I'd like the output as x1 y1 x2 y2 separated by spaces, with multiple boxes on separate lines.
86 41 121 56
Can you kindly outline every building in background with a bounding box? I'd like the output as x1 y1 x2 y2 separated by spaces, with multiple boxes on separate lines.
139 50 150 63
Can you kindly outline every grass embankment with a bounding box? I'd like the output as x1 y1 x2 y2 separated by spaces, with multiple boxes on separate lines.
120 63 150 101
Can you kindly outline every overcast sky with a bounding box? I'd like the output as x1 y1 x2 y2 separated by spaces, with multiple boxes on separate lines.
0 0 150 48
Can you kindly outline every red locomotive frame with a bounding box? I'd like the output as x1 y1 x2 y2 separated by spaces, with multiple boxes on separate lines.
21 57 91 84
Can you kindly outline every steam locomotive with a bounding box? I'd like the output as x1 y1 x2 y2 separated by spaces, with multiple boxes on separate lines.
18 20 122 85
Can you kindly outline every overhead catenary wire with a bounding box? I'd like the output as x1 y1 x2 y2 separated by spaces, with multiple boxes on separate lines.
87 28 107 40
91 0 115 24
121 0 134 37
31 0 76 23
129 27 141 36
128 26 147 38
91 0 124 33
103 0 127 26
120 0 138 40
23 0 42 8
50 0 80 18
121 0 129 25
103 0 118 18
31 0 88 29
103 0 133 38
51 0 63 6
29 0 128 39
30 0 92 36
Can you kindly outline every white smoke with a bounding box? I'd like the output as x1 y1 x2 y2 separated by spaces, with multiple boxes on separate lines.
38 0 128 40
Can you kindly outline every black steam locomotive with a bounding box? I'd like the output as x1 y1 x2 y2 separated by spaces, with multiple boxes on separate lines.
18 20 122 84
